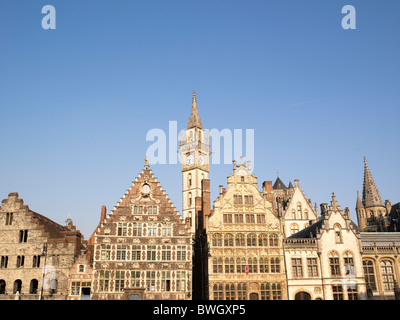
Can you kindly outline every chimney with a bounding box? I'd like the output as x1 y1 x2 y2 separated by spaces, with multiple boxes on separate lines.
294 179 300 188
100 205 107 223
320 203 328 217
202 179 211 228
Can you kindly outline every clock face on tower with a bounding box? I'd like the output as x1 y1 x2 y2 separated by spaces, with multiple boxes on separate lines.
186 154 194 165
199 155 205 166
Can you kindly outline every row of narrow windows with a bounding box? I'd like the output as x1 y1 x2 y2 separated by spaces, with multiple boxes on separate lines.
116 222 172 237
212 283 283 300
0 279 57 295
212 257 281 274
1 255 41 268
99 244 188 261
211 233 279 247
97 270 188 293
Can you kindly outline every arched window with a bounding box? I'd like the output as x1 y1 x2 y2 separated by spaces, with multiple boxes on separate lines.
29 279 38 294
13 280 22 294
212 234 222 247
235 234 245 247
343 251 355 276
334 224 343 244
380 260 395 290
269 234 278 247
329 251 341 276
213 284 223 300
247 234 257 247
304 210 308 220
188 192 192 206
291 210 296 220
290 224 299 235
224 234 234 247
297 203 302 220
258 234 268 246
363 260 376 291
188 173 192 187
225 284 235 300
0 280 5 294
224 258 234 273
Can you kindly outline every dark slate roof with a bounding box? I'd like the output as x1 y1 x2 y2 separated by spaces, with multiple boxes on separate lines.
288 219 323 239
272 177 287 190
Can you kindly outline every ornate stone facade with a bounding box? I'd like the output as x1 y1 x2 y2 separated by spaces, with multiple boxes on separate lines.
284 194 367 300
90 160 192 300
207 159 287 300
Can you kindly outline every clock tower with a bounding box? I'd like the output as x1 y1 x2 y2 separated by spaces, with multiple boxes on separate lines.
180 91 210 234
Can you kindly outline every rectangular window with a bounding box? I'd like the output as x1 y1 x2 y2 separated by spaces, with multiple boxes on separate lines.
133 206 143 214
100 244 111 260
176 271 186 291
256 214 265 224
292 258 303 277
161 245 171 261
131 245 141 261
117 222 127 236
330 257 341 276
177 246 186 261
1 256 8 268
347 285 358 300
19 230 28 243
147 245 157 261
99 270 110 292
245 214 255 223
146 271 156 291
162 224 172 237
147 223 158 237
16 255 24 268
147 206 157 214
5 212 13 225
115 271 125 292
332 285 344 300
307 258 319 277
223 214 232 224
161 271 171 292
131 271 141 288
116 245 127 260
244 195 254 205
132 223 142 236
233 195 243 205
234 214 243 223
71 282 80 295
32 255 41 268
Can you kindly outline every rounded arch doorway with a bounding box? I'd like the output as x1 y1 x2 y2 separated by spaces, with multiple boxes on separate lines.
295 291 311 300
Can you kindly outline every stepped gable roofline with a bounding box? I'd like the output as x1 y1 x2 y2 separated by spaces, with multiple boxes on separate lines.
105 157 182 222
1 192 80 241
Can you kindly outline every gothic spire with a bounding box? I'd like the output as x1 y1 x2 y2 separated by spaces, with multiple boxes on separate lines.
362 157 383 208
187 90 203 129
356 190 364 209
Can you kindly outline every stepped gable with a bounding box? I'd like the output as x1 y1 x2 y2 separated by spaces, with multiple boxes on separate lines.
0 192 81 243
96 159 185 233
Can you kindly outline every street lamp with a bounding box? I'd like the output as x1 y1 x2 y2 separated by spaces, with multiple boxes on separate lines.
39 243 47 300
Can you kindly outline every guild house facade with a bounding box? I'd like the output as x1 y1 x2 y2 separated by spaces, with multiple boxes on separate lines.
0 91 399 300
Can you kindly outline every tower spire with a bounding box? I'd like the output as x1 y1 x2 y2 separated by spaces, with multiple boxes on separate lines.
362 157 383 208
187 90 203 129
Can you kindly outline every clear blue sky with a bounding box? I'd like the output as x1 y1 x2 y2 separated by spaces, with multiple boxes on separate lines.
0 0 399 239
